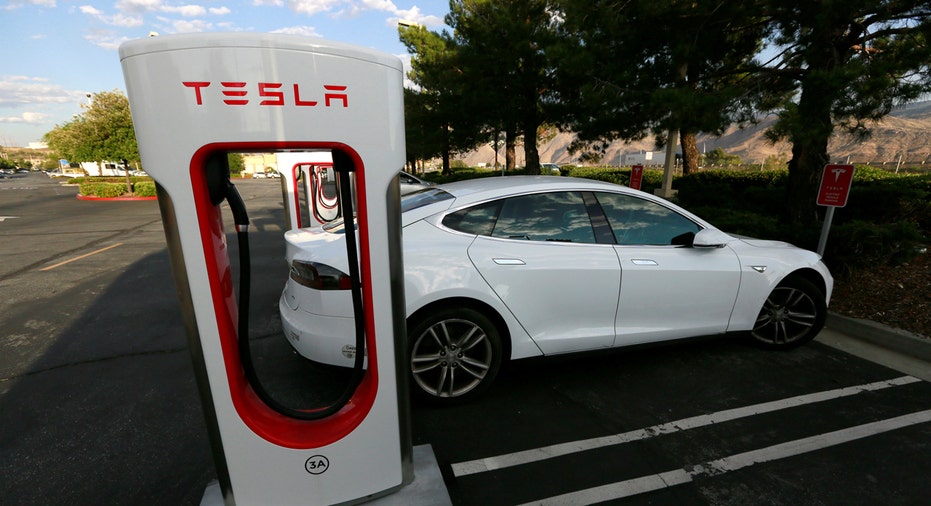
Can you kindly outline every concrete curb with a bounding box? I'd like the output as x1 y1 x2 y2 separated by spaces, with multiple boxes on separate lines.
827 312 931 363
76 194 158 201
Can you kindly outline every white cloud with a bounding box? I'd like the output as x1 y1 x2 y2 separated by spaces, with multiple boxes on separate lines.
83 28 132 50
0 76 84 107
85 0 229 32
161 4 206 17
287 0 341 16
114 0 162 15
271 25 321 37
0 111 50 124
171 18 214 32
81 5 144 27
359 0 395 11
2 0 55 10
393 6 443 27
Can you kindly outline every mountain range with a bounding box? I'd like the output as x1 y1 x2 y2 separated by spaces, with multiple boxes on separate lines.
461 100 931 168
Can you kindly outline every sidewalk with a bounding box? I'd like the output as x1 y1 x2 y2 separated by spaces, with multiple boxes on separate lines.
818 313 931 382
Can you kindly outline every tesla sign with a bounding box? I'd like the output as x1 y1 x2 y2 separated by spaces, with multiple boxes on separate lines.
629 165 644 191
816 164 854 207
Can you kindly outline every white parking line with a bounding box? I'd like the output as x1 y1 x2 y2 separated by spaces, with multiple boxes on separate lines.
522 409 931 505
452 375 921 476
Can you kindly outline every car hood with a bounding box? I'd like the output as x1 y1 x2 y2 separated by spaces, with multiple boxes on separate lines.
737 237 797 249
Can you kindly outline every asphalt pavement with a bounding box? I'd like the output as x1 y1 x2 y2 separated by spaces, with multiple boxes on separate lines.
1 171 929 505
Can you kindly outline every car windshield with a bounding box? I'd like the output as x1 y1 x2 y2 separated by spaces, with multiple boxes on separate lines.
321 187 453 234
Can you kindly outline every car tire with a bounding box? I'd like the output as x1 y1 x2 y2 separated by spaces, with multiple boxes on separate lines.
408 306 503 404
749 276 827 349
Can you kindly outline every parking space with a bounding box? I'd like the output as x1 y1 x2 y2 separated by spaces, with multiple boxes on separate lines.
413 339 931 505
2 173 929 505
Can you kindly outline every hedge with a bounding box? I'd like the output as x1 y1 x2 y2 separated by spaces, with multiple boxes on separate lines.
133 181 157 197
78 180 158 198
79 182 128 198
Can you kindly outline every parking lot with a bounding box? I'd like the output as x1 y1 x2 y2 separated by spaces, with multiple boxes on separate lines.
2 172 930 505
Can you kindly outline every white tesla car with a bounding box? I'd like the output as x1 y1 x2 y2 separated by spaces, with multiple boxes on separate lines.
279 176 832 403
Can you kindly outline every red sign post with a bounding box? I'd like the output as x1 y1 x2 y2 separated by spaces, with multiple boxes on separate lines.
629 165 644 191
816 164 855 255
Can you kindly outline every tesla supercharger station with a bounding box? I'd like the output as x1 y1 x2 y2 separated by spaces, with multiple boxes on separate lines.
276 151 339 230
120 33 416 505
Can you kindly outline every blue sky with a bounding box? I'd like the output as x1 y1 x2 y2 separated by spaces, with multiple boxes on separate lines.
0 0 448 147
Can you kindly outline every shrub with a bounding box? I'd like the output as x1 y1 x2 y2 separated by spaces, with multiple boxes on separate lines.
79 182 127 198
419 167 501 184
566 167 664 193
677 169 787 216
837 173 931 228
133 181 157 197
823 220 925 275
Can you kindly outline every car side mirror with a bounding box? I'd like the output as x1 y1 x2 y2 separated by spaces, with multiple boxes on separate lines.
693 228 733 248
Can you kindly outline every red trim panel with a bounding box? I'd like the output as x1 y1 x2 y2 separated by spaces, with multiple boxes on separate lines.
189 142 379 449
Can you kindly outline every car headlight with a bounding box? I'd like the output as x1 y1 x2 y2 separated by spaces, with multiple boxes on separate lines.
289 260 352 290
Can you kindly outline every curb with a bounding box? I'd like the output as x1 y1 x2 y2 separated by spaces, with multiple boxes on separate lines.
76 194 158 201
827 312 931 363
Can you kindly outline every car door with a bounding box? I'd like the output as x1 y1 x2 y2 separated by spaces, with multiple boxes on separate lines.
592 191 742 346
461 191 622 354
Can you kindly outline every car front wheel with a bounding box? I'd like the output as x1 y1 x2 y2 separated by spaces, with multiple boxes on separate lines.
750 276 827 349
408 307 503 404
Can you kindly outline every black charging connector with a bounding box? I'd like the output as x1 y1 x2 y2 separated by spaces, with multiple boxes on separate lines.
205 150 367 421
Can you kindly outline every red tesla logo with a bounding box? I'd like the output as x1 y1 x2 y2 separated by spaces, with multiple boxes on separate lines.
182 81 348 107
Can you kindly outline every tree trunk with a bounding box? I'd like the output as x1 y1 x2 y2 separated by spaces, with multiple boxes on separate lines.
522 88 541 175
523 125 540 175
785 79 833 225
679 130 699 175
505 123 517 171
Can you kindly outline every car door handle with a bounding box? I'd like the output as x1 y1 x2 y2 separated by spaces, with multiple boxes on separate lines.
493 258 526 265
631 259 658 266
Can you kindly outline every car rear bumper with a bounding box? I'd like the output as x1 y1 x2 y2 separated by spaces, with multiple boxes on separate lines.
279 293 359 367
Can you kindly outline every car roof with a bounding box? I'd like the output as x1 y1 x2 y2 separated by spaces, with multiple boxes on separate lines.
437 175 635 205
414 175 715 230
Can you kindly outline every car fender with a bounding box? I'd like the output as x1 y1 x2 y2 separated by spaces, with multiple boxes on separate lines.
726 242 833 331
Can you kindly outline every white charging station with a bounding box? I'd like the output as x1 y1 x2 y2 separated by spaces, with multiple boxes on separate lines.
276 151 339 230
120 33 423 505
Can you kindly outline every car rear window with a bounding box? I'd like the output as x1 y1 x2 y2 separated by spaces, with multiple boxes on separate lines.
321 188 454 234
401 188 454 213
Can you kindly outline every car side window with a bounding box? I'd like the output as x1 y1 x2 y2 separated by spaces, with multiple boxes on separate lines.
594 192 699 246
442 200 502 236
491 191 596 243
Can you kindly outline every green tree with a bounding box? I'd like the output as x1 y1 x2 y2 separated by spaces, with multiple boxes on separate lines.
400 1 561 174
227 153 244 177
404 88 454 173
44 90 140 190
446 0 561 175
400 22 479 174
704 147 742 167
554 0 772 175
757 0 931 225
